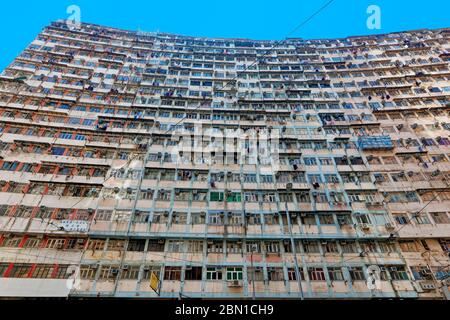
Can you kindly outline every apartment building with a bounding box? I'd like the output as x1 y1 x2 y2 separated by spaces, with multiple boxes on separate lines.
0 21 449 299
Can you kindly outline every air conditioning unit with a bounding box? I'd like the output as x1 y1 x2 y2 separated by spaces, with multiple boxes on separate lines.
359 223 370 230
385 223 395 230
420 282 437 291
420 267 432 276
227 280 243 287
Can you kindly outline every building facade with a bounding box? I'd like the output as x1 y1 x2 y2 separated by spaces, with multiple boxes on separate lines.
0 21 449 299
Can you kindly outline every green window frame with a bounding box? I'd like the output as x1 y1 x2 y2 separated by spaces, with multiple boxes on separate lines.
210 192 224 202
226 192 241 202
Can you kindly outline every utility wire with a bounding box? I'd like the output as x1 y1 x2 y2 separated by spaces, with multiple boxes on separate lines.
3 0 337 198
388 177 450 237
141 0 336 138
91 0 338 198
0 246 446 268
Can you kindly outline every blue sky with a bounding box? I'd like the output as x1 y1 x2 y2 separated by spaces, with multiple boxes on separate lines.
0 0 449 71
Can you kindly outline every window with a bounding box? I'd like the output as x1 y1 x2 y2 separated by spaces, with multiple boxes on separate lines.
379 241 396 253
208 213 223 225
264 241 281 254
142 266 161 280
360 241 378 253
322 241 339 253
99 265 119 280
226 267 243 281
186 240 204 253
260 175 273 183
206 267 223 280
107 239 125 251
167 240 184 253
248 213 262 225
191 212 206 224
2 236 22 247
172 212 187 224
59 132 73 139
303 241 320 253
355 213 371 224
247 267 264 281
152 212 168 224
121 266 140 280
51 147 66 156
127 240 146 252
46 238 66 249
405 191 419 202
246 242 261 253
287 268 304 281
308 267 325 281
244 173 256 183
164 266 182 281
438 239 450 252
148 240 165 252
340 241 358 253
371 213 388 226
268 267 284 281
399 240 420 252
410 266 433 281
32 265 54 278
226 192 242 203
207 241 223 253
415 214 431 225
394 213 409 225
264 214 278 225
319 214 334 225
348 267 365 281
244 192 258 202
80 265 98 280
157 190 171 201
337 214 352 226
210 192 224 202
328 267 344 281
430 212 450 224
262 193 276 202
388 266 409 280
185 266 203 280
304 157 317 166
